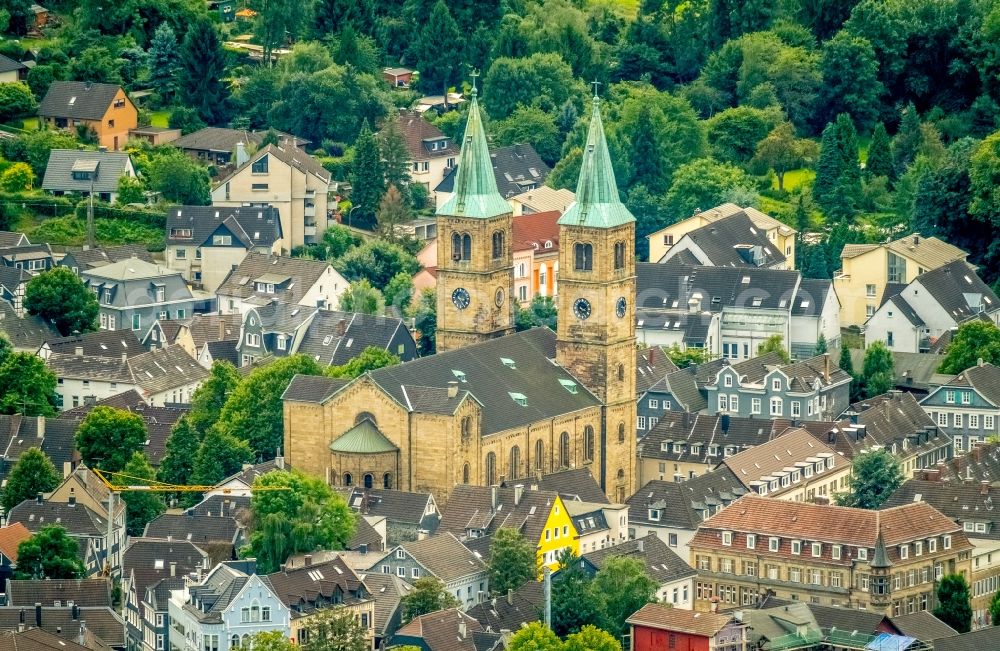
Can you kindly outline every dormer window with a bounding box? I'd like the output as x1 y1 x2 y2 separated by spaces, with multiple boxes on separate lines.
772 378 781 391
649 509 660 521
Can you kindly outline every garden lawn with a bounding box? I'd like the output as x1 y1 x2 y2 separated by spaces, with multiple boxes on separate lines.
150 111 171 128
770 168 815 192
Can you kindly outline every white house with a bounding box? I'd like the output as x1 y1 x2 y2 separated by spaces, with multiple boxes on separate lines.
215 253 347 316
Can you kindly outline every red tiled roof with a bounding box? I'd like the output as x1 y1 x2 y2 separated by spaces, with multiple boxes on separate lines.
389 110 459 161
0 522 31 562
627 603 733 637
512 210 561 253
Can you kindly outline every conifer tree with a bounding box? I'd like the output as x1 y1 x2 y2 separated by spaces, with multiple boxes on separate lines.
147 23 180 106
410 0 462 98
120 452 165 536
350 120 385 225
813 122 840 205
892 103 922 176
178 20 230 125
866 122 893 179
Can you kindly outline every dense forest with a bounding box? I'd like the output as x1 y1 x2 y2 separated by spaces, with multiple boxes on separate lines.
2 0 1000 281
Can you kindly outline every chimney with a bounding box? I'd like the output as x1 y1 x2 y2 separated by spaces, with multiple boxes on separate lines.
75 346 84 356
507 588 514 606
710 596 720 613
458 620 467 639
275 448 284 469
305 554 313 567
982 481 990 496
637 538 644 553
218 319 225 341
491 485 498 510
514 484 523 506
973 446 984 463
979 358 986 367
170 562 176 577
37 415 44 439
35 603 41 627
447 381 458 398
646 348 654 365
121 352 127 363
78 621 86 646
823 353 831 383
235 141 249 167
337 319 347 336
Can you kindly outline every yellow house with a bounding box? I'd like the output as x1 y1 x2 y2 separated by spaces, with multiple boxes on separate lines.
833 234 967 327
646 203 797 268
436 484 580 572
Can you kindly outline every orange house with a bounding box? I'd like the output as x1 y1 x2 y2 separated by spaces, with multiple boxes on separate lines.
512 210 560 305
38 81 138 151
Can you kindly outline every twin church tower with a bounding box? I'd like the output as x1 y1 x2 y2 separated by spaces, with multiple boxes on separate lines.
435 84 637 490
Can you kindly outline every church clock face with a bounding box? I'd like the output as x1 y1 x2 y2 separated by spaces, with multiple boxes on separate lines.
452 287 471 310
573 297 592 320
495 288 505 307
616 297 627 319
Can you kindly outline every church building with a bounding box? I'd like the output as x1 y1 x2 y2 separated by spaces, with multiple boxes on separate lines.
282 88 637 505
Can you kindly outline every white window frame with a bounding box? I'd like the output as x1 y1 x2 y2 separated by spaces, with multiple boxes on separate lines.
747 534 756 550
769 537 779 552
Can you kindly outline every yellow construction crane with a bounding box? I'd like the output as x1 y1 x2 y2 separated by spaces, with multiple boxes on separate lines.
91 468 290 576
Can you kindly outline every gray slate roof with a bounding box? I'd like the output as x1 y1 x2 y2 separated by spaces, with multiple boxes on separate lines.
6 578 112 607
637 260 802 313
60 244 153 271
166 204 282 249
436 143 551 198
466 580 543 634
882 479 1000 540
942 362 1000 406
38 81 125 121
0 54 26 74
42 329 142 358
506 467 608 504
933 627 1000 651
296 310 412 367
917 259 999 322
41 150 133 194
46 344 208 395
0 300 59 350
0 231 29 247
217 253 335 305
889 610 959 641
581 533 695 584
358 572 411 636
628 470 748 530
397 532 487 582
668 211 786 267
7 498 107 537
649 367 706 412
171 127 304 153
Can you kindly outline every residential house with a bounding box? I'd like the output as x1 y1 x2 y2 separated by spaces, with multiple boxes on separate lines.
38 329 143 360
934 626 1000 650
0 626 93 651
635 347 680 431
142 313 242 367
211 144 331 250
46 344 209 409
704 352 852 422
127 125 182 146
0 231 29 247
513 466 614 505
168 562 290 651
208 459 286 494
884 479 1000 629
171 127 304 167
81 258 197 338
689 496 972 615
437 484 579 571
627 603 748 651
835 233 968 327
636 261 840 359
627 473 749 571
659 211 788 269
0 242 55 274
466 580 543 635
59 244 154 275
165 205 283 292
382 67 414 87
720 428 850 501
215 253 346 315
143 499 246 565
0 415 77 489
0 523 30 590
0 298 59 350
920 362 1000 454
41 149 137 202
565 498 629 555
368 532 488 610
637 368 707 431
386 109 458 193
262 556 374 647
353 572 411 648
391 608 499 651
579 534 696 608
0 605 126 649
0 54 26 82
121 538 210 651
648 203 796 269
865 260 1000 352
435 143 550 208
512 210 560 305
339 488 440 546
236 305 416 369
37 81 137 150
847 391 953 477
509 186 575 216
915 442 1000 484
415 93 467 113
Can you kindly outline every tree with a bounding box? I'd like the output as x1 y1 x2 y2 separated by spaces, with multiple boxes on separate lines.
934 574 973 634
818 31 883 130
148 23 180 105
563 626 622 651
120 452 166 536
0 161 32 193
238 631 295 651
593 556 657 638
301 606 369 651
75 406 148 473
147 151 211 205
989 590 1000 628
757 335 791 363
494 106 562 166
552 549 604 636
506 622 563 651
862 341 894 398
401 576 461 622
15 526 86 579
813 122 841 206
315 226 360 260
339 279 384 315
376 185 412 242
815 334 827 355
24 267 99 336
6 129 78 179
483 52 581 121
412 288 436 355
488 528 536 596
0 81 36 121
336 240 420 288
187 361 241 436
380 118 411 196
385 272 415 312
247 470 354 574
216 355 324 459
836 448 903 510
938 322 1000 373
168 106 206 135
158 418 201 502
665 344 712 369
0 352 57 416
752 122 818 192
326 347 400 379
839 345 855 376
0 334 10 367
191 426 253 485
893 103 922 177
2 448 60 512
410 0 462 98
866 123 893 179
116 175 145 205
515 296 557 332
350 120 384 224
664 158 756 221
706 106 781 165
970 131 1000 248
178 20 230 124
252 0 303 66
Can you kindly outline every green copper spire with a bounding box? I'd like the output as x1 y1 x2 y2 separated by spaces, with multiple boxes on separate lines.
437 80 510 219
558 94 635 229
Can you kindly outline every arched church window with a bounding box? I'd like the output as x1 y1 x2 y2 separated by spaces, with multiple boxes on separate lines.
617 364 625 382
535 440 544 470
583 426 595 462
463 463 470 484
618 422 626 443
356 412 376 426
574 243 593 271
559 432 571 468
364 473 374 489
485 452 497 485
462 234 472 260
510 446 521 479
343 473 353 486
383 473 392 489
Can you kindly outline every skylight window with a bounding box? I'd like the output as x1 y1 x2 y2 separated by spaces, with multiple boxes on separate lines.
452 369 467 383
509 392 528 407
751 297 762 307
501 357 516 369
559 379 578 394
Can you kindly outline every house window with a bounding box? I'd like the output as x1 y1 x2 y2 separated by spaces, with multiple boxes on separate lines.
722 532 733 546
858 548 868 561
724 374 733 387
246 333 260 347
772 378 782 391
411 567 419 578
747 534 756 549
939 412 949 427
131 314 141 331
791 540 801 555
103 288 112 303
251 183 268 191
175 248 186 260
155 286 165 302
212 235 232 246
866 284 877 297
962 391 972 405
946 390 956 404
986 415 995 430
944 535 952 549
730 395 739 412
752 398 761 414
769 537 779 552
637 416 646 429
718 395 728 412
971 414 980 428
252 155 269 174
277 335 287 351
574 243 593 271
261 606 270 622
866 305 875 318
770 397 783 416
791 401 800 417
649 398 659 409
812 542 822 557
832 545 841 560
